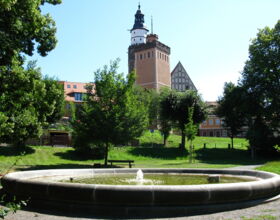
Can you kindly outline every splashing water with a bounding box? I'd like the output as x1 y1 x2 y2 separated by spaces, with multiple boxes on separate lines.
136 169 144 182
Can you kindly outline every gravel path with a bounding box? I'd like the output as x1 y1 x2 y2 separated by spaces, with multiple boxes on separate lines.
2 198 280 220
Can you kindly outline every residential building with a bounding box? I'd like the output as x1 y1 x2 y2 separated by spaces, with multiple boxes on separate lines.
199 101 227 137
59 81 89 117
171 61 197 92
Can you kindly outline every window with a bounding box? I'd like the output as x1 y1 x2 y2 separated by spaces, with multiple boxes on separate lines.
215 119 220 125
74 93 83 101
73 85 77 89
67 84 71 88
148 52 150 58
160 53 161 59
152 51 154 57
203 120 207 125
144 53 146 59
140 54 143 60
209 119 214 125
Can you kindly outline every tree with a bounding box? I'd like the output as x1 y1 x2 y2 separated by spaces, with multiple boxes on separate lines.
0 62 65 147
43 76 65 124
240 20 280 153
72 60 149 165
160 90 207 150
133 86 159 128
216 82 246 149
0 0 62 146
0 0 61 65
185 107 198 163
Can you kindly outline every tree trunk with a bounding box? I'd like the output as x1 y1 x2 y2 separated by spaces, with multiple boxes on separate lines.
231 136 234 149
163 134 167 147
181 129 186 149
104 142 109 166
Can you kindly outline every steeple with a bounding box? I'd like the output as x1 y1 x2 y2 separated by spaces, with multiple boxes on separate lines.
131 3 148 31
130 4 149 45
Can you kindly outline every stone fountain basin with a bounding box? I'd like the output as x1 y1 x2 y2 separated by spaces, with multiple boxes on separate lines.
1 168 280 217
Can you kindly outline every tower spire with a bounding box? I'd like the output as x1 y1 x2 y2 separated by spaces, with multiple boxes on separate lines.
138 2 141 10
151 16 153 34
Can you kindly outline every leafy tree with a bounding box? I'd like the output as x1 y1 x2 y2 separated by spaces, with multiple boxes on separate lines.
133 86 159 128
185 107 198 163
72 60 149 165
0 62 64 147
160 90 207 150
216 82 246 149
0 0 61 65
240 20 280 153
0 0 62 147
43 76 65 124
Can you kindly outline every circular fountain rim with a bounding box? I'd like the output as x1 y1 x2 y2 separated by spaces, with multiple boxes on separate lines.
1 168 280 218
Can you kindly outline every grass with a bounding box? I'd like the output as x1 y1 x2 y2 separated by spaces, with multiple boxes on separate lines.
0 130 270 174
257 161 280 175
241 215 277 220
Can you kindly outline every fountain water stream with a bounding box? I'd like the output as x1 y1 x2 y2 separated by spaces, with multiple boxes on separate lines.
136 169 144 182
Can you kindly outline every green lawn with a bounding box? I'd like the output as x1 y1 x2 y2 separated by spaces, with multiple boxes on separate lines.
257 161 280 175
0 131 272 174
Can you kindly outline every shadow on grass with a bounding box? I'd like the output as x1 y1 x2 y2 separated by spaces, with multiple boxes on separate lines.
0 146 35 156
129 146 188 159
195 148 268 165
54 150 94 161
16 163 122 171
140 143 165 148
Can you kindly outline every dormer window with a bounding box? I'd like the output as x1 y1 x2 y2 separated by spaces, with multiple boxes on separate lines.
73 85 77 89
67 84 71 88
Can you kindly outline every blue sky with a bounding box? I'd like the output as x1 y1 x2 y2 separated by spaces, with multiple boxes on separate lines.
30 0 280 101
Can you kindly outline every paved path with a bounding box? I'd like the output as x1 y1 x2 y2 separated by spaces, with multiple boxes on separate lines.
2 198 280 220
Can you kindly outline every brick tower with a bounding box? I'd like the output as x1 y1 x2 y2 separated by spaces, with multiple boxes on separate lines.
128 4 171 90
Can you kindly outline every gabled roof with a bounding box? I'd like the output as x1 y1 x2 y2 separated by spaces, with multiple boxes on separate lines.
171 61 197 91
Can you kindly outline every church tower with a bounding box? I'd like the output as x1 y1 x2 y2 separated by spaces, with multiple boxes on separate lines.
128 4 171 90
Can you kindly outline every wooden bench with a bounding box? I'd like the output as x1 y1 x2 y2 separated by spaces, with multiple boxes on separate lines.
108 160 134 168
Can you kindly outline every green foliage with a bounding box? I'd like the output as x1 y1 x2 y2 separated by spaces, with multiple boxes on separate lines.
133 86 159 127
185 107 198 163
240 20 280 153
0 62 64 147
216 82 246 149
159 89 207 149
0 0 61 65
42 76 65 124
72 60 149 165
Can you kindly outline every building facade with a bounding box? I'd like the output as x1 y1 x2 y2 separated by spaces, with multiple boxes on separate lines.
199 101 227 137
171 61 197 92
128 5 171 90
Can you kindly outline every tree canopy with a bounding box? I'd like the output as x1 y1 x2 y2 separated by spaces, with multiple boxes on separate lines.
240 20 280 153
72 60 149 165
216 82 246 149
0 0 63 147
0 0 61 65
0 62 64 146
160 89 207 149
